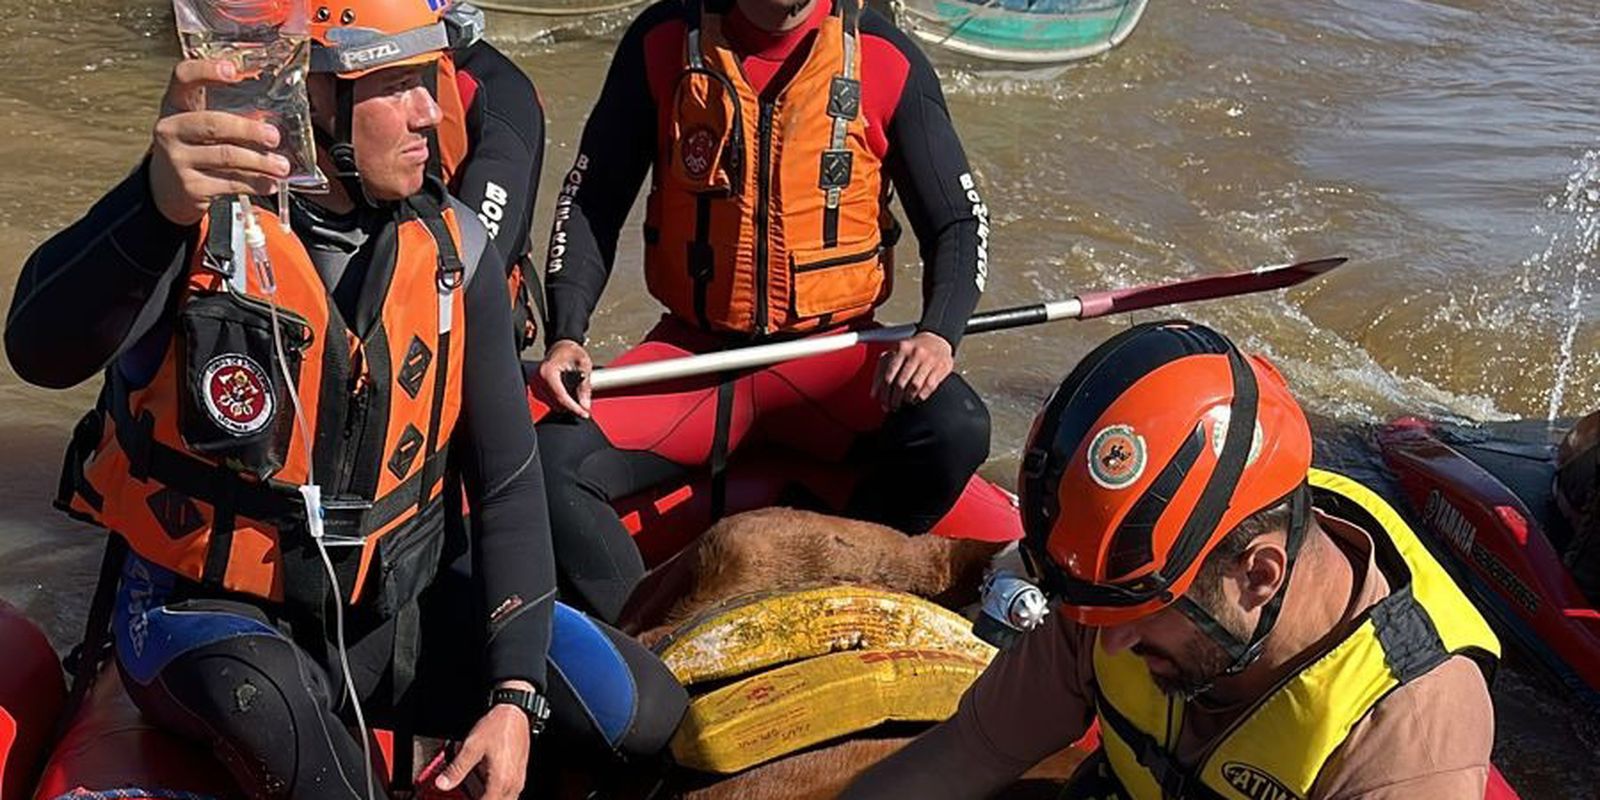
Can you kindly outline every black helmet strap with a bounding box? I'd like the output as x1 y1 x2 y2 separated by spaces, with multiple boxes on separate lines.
1173 482 1311 684
313 78 376 209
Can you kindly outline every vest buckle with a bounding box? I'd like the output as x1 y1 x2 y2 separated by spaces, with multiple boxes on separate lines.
819 149 854 190
317 496 375 547
828 76 861 120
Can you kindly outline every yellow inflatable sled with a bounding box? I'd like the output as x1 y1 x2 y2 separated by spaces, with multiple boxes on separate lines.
661 585 998 774
655 584 997 685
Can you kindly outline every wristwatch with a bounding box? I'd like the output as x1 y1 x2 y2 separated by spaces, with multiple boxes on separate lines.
489 686 551 736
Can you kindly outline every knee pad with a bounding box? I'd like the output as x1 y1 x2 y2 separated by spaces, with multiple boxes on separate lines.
113 564 282 688
547 603 686 758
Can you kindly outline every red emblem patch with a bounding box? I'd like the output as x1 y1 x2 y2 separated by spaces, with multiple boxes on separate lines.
681 126 717 179
201 354 275 436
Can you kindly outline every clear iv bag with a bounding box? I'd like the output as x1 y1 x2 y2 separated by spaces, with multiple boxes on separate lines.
173 0 327 192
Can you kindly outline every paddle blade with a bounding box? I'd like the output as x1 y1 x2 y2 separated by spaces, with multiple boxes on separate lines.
1074 257 1347 320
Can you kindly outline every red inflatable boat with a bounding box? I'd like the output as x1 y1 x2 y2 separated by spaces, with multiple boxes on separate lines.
4 410 1546 798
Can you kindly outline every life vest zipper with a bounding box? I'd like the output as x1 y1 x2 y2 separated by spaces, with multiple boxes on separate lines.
337 378 371 496
792 244 881 273
754 100 775 335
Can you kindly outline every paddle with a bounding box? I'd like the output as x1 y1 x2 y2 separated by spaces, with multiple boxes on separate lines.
528 256 1346 392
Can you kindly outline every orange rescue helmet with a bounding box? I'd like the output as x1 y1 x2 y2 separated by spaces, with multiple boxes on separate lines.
1018 320 1313 628
308 0 453 79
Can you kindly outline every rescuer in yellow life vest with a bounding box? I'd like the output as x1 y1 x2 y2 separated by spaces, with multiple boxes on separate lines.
844 320 1502 799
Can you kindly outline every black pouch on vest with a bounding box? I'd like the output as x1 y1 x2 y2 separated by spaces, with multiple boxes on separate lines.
178 291 312 480
371 499 447 618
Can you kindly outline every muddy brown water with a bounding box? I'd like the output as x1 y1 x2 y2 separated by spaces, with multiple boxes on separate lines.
1 0 1597 795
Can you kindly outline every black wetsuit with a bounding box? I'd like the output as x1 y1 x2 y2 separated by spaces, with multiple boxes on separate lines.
451 40 548 348
5 162 685 798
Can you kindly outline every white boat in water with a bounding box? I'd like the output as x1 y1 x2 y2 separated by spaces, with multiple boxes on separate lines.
892 0 1148 65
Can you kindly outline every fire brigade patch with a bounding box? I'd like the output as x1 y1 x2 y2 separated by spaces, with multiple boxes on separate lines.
200 354 276 436
682 126 717 179
1088 424 1146 490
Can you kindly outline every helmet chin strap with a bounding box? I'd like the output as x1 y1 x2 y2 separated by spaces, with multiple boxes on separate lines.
1173 484 1311 689
314 78 380 210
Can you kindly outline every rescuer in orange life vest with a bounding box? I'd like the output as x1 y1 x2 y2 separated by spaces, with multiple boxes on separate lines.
535 0 993 623
4 2 685 797
844 320 1502 799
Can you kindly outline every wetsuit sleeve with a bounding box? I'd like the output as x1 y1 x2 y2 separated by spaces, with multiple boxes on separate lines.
451 41 545 269
840 613 1096 799
541 7 661 347
458 245 557 688
4 158 192 389
866 15 986 352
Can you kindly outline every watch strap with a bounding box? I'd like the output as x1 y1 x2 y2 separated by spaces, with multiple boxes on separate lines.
489 686 550 735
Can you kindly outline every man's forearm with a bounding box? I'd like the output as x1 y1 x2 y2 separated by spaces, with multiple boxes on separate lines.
544 162 615 346
875 20 987 353
461 257 557 688
914 212 985 350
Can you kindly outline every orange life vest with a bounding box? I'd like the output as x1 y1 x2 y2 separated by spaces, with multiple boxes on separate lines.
645 0 893 337
56 191 477 610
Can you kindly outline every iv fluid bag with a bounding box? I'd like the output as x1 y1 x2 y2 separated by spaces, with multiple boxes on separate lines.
174 0 327 192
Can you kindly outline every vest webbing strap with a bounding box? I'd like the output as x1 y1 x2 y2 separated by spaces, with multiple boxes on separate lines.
203 201 234 277
821 0 859 248
57 406 106 513
691 194 714 331
107 391 447 561
677 3 730 328
201 477 238 587
1093 689 1228 800
407 193 465 517
50 536 129 752
685 0 704 69
1371 585 1450 682
709 375 736 520
389 596 423 792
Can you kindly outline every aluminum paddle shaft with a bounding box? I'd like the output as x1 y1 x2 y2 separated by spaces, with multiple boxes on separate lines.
574 257 1346 392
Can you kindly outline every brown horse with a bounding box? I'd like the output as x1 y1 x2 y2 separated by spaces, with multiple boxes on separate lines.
624 506 1007 643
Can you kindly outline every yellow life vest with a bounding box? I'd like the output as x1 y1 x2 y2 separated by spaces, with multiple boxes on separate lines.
56 189 483 612
644 0 895 337
1087 468 1500 800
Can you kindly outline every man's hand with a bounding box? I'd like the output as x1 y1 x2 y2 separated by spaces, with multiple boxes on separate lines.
149 59 291 226
433 681 535 799
538 339 594 418
872 331 955 411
